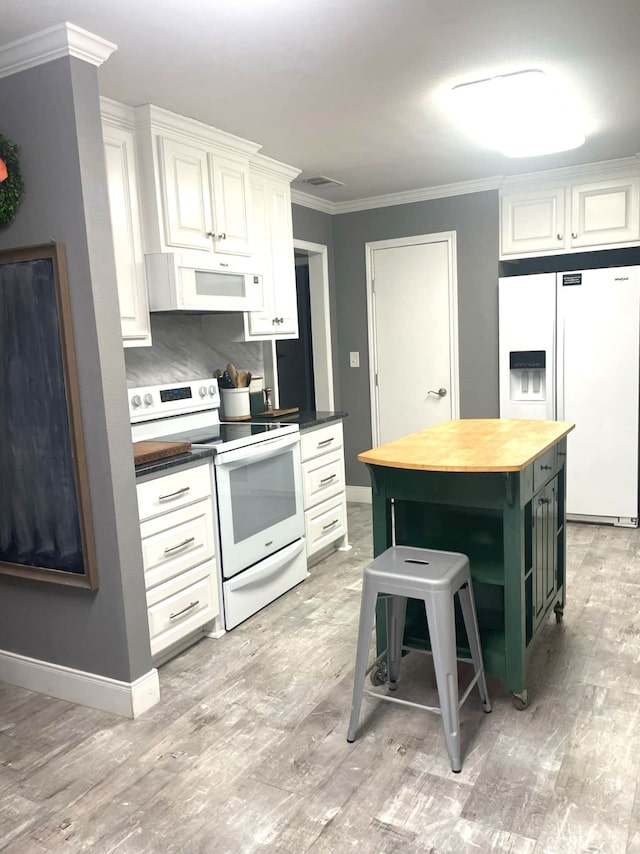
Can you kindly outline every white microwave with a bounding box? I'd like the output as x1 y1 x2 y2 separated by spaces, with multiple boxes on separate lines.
145 252 263 312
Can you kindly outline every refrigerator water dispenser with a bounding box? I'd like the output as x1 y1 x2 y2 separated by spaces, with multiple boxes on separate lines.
509 350 546 401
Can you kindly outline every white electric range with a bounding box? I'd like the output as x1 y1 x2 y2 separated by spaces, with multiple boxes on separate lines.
130 378 307 629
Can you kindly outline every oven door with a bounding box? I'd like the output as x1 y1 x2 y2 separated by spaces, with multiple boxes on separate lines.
214 432 304 578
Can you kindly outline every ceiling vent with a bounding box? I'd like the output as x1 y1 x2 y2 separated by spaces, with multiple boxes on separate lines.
301 175 345 188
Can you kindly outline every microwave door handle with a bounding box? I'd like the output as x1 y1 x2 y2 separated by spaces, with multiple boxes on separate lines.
214 433 300 467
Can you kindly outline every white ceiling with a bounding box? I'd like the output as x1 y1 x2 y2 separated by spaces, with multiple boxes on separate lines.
2 0 640 204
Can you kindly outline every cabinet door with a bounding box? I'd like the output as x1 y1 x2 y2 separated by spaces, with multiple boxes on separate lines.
570 177 640 248
246 176 298 338
209 154 253 257
159 137 213 250
500 188 566 257
103 124 151 346
269 181 298 335
532 478 558 627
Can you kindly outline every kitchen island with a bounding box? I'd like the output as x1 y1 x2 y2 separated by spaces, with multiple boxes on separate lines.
358 418 575 707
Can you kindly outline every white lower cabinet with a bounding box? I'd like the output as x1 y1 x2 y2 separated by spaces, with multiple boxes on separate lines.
301 421 349 562
136 458 223 662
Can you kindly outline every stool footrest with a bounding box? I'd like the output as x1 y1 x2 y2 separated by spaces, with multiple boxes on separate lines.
362 688 442 716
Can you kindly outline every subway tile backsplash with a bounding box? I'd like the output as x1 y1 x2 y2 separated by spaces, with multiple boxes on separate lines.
124 315 264 387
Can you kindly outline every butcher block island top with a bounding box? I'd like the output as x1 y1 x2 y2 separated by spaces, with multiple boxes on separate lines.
358 418 575 473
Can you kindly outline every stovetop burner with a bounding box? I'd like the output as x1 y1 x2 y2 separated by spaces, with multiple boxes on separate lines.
129 378 298 452
160 421 285 447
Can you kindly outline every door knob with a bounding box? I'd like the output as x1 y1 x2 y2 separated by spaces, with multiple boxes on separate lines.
428 388 447 397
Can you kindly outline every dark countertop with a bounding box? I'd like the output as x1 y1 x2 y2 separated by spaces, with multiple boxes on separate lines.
134 447 215 478
244 410 348 430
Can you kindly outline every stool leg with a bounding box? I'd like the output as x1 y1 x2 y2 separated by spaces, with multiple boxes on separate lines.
347 581 379 743
387 595 407 690
424 592 462 773
458 581 492 713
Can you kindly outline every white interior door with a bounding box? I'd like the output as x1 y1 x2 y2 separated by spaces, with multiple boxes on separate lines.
367 233 458 446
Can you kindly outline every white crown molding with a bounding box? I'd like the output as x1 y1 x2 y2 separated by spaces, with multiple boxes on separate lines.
0 647 160 718
251 152 301 182
498 154 640 188
100 95 136 129
290 189 336 214
292 176 501 215
134 103 262 158
292 154 640 215
0 22 117 80
334 176 501 214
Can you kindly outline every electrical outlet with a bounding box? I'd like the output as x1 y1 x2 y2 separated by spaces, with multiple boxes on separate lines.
349 351 360 368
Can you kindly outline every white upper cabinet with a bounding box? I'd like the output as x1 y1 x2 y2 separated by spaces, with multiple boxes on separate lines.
500 167 640 259
244 155 301 339
159 137 212 251
570 176 640 249
135 105 260 271
101 98 151 347
500 187 565 256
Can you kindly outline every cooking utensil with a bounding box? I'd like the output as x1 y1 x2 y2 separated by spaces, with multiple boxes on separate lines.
236 369 248 388
226 363 238 388
218 371 235 389
246 371 252 388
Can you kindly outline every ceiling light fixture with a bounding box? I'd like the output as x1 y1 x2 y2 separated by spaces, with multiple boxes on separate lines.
451 69 585 158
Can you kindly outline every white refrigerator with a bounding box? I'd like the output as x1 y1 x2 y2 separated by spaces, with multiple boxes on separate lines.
499 266 640 527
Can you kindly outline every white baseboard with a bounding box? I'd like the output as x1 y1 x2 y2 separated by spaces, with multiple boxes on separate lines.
0 648 160 718
346 485 372 503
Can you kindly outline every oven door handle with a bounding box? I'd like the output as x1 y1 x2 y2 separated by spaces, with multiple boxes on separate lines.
214 432 300 466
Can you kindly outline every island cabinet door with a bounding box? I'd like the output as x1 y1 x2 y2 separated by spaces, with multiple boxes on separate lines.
532 478 559 627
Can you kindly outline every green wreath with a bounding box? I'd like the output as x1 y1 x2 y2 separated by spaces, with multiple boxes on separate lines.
0 134 24 228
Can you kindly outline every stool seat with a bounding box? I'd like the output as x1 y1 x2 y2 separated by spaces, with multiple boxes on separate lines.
365 545 471 593
347 545 491 773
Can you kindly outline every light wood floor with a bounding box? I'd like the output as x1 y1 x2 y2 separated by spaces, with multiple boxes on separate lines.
2 504 640 853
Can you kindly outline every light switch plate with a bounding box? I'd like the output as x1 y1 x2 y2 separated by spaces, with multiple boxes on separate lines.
349 351 360 368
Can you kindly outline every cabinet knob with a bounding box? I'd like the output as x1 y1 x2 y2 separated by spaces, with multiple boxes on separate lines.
571 232 578 239
556 233 563 240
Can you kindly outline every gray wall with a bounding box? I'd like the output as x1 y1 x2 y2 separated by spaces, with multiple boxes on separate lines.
291 204 341 406
0 57 152 682
331 191 500 486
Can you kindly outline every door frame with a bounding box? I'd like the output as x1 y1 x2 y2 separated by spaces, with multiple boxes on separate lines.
365 231 460 447
292 239 335 410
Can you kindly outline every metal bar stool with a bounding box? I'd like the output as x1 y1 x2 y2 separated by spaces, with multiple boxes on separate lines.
346 545 491 772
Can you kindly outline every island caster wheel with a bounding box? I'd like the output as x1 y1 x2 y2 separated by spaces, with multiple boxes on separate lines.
554 603 564 623
511 689 529 710
370 664 387 686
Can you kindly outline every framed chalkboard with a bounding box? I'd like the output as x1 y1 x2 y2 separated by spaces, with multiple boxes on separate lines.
0 243 98 588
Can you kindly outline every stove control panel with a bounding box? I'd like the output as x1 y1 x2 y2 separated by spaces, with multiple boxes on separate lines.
129 378 220 422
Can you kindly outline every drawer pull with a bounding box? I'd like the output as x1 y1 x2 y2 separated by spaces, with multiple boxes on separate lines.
163 536 196 555
317 438 334 447
158 486 190 501
540 464 552 471
322 519 340 531
169 600 200 620
537 497 551 505
320 474 337 484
